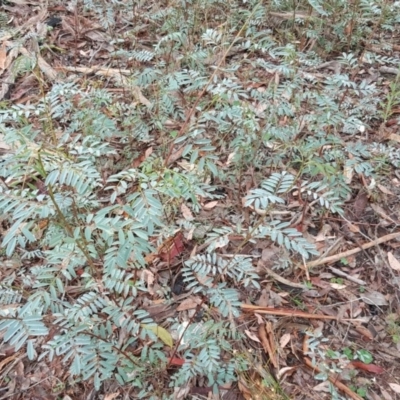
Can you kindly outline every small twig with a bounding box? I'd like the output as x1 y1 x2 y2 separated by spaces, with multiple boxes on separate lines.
380 66 400 75
319 237 343 259
241 304 361 322
57 65 132 75
262 266 308 290
258 323 278 369
328 266 366 286
306 231 400 268
302 256 310 281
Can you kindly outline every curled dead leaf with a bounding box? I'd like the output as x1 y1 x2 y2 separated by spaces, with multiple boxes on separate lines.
141 270 155 294
226 152 235 166
389 383 400 394
104 393 120 400
277 366 295 380
203 200 218 210
388 252 400 271
279 332 291 348
0 43 7 72
244 329 261 343
176 296 201 311
378 184 395 195
180 203 194 220
389 133 400 143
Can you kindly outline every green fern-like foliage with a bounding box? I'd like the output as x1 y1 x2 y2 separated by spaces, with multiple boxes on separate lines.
0 0 399 396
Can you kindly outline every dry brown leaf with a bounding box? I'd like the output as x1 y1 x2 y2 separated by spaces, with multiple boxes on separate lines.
330 283 347 289
0 43 7 71
351 361 384 374
313 381 331 392
0 73 13 101
389 383 400 394
104 393 120 400
167 146 185 165
353 324 374 341
347 222 360 233
9 74 37 102
258 322 278 369
3 44 19 73
0 352 19 374
254 312 264 324
186 227 194 240
226 152 235 166
370 203 397 224
189 244 197 258
176 296 201 311
141 270 155 294
378 184 395 195
314 224 332 241
353 191 368 218
19 47 59 81
279 332 291 348
132 86 152 107
389 133 400 143
174 386 190 400
256 288 270 307
388 252 400 271
18 8 48 35
261 245 280 262
380 389 394 400
85 30 109 42
180 203 194 220
132 147 153 167
362 290 388 306
244 329 261 343
254 101 267 116
343 165 353 184
203 200 218 210
276 366 295 380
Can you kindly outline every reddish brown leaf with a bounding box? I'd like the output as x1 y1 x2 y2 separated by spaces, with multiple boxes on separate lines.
353 325 374 341
131 147 153 167
386 118 399 127
353 191 368 219
168 357 185 366
350 361 385 374
159 232 185 261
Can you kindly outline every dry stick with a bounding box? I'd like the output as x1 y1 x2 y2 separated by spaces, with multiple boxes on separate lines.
258 323 278 369
328 266 366 286
306 231 400 268
241 304 361 322
263 266 308 290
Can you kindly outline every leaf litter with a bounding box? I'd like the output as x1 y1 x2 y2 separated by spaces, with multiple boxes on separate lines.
0 1 400 399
